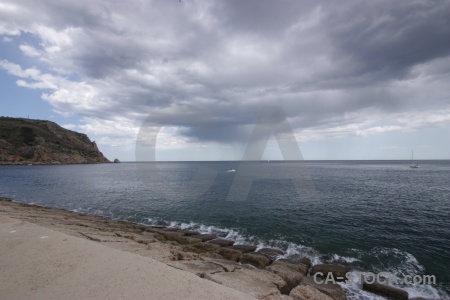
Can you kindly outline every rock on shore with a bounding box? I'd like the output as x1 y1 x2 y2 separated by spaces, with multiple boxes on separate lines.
0 197 410 300
0 117 110 164
363 282 409 300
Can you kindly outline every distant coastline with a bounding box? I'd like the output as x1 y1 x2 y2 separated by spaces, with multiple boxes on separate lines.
0 117 110 165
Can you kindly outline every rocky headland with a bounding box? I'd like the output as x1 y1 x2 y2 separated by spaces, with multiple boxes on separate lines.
0 117 109 164
0 198 414 300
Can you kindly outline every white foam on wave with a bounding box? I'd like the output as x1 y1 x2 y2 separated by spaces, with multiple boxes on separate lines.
147 217 360 266
368 247 425 276
166 220 256 244
339 267 446 300
253 241 285 254
18 203 448 300
331 253 361 264
160 219 330 266
277 241 323 265
404 285 446 300
350 246 448 300
341 282 387 300
137 216 450 300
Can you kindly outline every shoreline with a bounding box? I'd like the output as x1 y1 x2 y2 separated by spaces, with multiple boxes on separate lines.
0 215 254 300
0 197 420 299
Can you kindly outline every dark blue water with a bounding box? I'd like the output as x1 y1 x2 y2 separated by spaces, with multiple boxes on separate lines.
0 161 449 299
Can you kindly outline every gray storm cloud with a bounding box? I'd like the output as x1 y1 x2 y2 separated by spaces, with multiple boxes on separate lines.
0 0 449 146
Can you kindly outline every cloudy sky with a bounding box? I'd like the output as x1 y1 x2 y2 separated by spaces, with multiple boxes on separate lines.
1 0 449 161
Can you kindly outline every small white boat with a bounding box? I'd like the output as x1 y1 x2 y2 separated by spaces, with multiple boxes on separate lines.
409 150 419 168
226 168 236 173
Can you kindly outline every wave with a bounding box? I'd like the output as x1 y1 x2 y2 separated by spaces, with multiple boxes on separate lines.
37 205 450 300
145 216 449 300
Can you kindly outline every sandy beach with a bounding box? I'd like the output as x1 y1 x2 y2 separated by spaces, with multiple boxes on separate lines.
0 198 369 300
0 214 256 300
0 198 261 299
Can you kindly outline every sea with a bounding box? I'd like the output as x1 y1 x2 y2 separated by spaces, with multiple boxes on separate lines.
0 160 449 299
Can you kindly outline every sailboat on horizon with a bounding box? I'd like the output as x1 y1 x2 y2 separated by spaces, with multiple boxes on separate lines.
410 150 419 168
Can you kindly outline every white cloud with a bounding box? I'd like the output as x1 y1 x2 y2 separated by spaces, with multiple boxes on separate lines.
355 125 403 137
0 1 29 35
0 0 449 159
0 60 110 117
19 44 41 57
35 25 75 54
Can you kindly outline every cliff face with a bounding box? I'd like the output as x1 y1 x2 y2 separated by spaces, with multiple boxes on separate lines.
0 117 110 164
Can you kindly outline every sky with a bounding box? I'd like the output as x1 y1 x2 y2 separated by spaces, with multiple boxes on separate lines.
0 0 449 161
